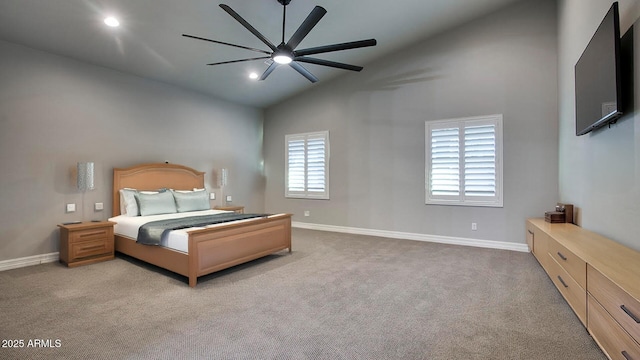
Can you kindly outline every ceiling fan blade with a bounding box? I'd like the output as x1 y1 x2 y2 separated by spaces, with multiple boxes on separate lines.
289 62 318 83
219 4 278 52
182 34 271 55
260 62 279 81
207 57 271 66
295 39 377 57
286 6 327 50
294 57 363 72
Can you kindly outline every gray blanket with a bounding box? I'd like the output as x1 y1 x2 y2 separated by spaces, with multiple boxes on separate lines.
137 213 268 245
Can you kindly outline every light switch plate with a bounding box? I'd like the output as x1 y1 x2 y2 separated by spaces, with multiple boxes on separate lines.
209 192 216 200
226 195 232 202
66 203 76 213
95 202 104 211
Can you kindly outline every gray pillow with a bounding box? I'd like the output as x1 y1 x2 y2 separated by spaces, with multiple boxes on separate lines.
135 190 177 216
172 189 210 213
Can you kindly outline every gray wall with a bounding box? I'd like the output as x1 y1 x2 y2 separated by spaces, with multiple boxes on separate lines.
0 40 265 261
264 0 559 245
558 0 640 251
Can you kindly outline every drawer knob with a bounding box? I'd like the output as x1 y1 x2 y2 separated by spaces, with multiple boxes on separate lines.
621 350 632 360
621 305 640 324
557 276 569 288
557 252 567 261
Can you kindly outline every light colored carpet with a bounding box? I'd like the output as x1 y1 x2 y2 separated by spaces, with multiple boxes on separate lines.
0 229 605 359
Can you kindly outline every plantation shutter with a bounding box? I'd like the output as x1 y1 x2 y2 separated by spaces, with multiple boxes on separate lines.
287 136 306 193
464 124 496 197
286 131 329 199
426 115 502 207
430 127 460 196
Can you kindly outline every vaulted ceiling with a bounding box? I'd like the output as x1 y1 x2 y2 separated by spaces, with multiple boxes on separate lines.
0 0 523 108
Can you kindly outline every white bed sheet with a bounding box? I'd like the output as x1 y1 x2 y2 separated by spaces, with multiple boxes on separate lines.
108 209 232 253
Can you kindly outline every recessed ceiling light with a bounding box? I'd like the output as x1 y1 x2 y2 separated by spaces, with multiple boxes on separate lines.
104 17 120 27
249 72 259 80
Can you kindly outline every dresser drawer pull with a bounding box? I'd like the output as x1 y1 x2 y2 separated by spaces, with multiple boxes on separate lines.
79 231 105 238
621 305 640 323
556 252 567 261
557 276 569 288
622 350 632 360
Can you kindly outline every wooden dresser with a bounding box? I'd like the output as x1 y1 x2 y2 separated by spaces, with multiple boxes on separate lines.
58 221 116 267
527 218 640 359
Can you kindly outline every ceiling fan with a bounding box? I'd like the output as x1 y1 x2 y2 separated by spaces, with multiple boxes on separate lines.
182 0 377 83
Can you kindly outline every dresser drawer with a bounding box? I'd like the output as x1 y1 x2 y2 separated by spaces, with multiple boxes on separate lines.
589 294 640 360
547 254 586 325
588 265 640 344
548 237 586 289
69 227 112 243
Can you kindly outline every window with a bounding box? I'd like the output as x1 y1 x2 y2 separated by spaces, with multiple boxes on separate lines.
286 131 329 199
425 114 503 207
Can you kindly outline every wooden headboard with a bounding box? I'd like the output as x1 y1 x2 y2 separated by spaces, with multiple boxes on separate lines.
112 163 205 217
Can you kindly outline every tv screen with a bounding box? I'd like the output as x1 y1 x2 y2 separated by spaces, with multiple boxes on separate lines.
575 2 623 136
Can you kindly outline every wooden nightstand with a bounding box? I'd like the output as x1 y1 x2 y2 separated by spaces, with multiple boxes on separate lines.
214 205 244 214
58 221 116 267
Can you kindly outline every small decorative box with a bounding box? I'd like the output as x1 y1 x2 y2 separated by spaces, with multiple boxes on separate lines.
545 211 566 223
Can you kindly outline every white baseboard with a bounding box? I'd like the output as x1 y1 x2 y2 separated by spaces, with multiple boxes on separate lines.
292 222 530 253
0 252 59 272
0 225 528 272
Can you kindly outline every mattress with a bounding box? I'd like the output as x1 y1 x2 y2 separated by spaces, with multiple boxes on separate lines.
108 209 232 253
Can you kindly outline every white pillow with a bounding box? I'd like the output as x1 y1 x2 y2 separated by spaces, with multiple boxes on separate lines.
119 188 138 216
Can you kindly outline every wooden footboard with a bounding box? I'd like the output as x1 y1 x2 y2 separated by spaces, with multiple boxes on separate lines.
115 214 292 287
187 214 292 287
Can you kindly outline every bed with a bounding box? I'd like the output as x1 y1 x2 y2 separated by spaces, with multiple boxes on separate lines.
109 163 292 287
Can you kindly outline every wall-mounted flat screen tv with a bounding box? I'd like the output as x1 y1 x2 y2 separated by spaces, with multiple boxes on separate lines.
575 2 623 136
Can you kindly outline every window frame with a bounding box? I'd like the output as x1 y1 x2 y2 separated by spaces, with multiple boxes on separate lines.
425 114 503 207
285 131 330 200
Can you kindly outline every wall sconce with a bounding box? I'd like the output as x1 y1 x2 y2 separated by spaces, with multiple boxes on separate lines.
218 168 228 188
77 162 95 191
77 162 95 221
217 168 228 205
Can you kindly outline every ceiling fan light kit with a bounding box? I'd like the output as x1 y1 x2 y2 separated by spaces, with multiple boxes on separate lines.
182 0 377 83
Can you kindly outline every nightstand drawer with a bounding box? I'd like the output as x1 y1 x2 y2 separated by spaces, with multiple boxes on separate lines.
70 239 112 260
69 227 111 243
589 294 640 360
548 237 586 289
588 265 640 344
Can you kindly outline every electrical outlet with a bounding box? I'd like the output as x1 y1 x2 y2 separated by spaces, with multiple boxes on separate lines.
471 223 477 231
66 203 76 213
94 202 104 211
209 192 216 200
226 195 232 202
304 210 310 217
